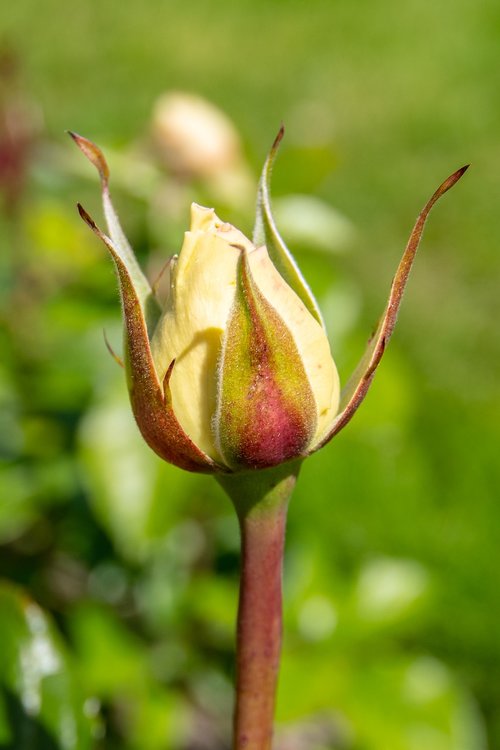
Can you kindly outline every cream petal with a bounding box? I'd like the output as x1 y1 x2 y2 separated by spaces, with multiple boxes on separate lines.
150 205 250 459
151 204 339 460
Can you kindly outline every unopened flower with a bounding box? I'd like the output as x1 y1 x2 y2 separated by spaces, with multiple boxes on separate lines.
151 91 242 179
149 202 339 470
70 128 467 474
150 92 254 207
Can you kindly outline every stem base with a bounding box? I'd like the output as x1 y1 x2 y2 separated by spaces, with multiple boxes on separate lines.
217 462 301 750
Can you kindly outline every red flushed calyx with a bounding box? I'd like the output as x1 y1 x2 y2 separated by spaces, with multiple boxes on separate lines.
215 250 316 470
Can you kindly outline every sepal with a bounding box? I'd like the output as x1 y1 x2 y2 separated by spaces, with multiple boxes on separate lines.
215 248 317 470
253 126 325 327
77 204 223 474
69 131 161 337
316 164 469 449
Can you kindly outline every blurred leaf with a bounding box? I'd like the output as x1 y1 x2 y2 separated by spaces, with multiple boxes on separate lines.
69 603 150 698
79 367 225 562
69 602 190 750
273 194 354 254
79 374 192 562
0 582 95 749
277 650 486 750
79 382 160 562
354 556 430 626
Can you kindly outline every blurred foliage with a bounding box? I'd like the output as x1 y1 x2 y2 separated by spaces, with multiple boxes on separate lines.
0 1 499 748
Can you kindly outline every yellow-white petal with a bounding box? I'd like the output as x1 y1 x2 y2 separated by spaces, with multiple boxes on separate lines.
150 204 252 459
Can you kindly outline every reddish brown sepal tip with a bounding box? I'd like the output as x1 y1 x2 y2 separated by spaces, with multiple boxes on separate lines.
440 164 469 193
271 123 285 153
162 359 176 401
77 202 96 228
68 131 109 184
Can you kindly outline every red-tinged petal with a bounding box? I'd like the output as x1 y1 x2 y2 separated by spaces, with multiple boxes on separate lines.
77 204 223 474
215 250 317 470
316 164 469 449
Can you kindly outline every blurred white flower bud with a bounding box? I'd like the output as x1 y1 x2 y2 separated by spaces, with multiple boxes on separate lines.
151 92 242 179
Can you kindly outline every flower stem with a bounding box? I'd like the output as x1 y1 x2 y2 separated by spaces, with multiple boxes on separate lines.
217 461 301 750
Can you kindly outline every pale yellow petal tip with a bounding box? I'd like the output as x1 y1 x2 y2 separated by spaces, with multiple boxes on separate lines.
189 202 254 253
190 203 219 232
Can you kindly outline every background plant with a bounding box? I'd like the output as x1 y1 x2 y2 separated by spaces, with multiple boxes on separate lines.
0 1 498 748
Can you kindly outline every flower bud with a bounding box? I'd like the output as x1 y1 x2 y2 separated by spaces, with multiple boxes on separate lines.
149 204 340 469
71 128 467 474
151 92 242 178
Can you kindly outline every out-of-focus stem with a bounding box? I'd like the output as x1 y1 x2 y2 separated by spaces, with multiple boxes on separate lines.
217 461 300 750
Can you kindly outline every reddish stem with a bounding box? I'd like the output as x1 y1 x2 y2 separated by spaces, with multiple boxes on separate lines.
217 462 299 750
234 498 288 749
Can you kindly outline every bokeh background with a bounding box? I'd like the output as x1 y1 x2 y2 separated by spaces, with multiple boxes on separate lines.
1 1 499 748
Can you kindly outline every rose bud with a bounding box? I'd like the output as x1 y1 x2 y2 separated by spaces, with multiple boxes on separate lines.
70 128 467 474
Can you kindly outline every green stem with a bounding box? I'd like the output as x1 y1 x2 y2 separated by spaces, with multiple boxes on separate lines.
217 461 301 750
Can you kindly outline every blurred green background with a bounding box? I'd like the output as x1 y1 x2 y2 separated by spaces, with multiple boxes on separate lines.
0 0 499 748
